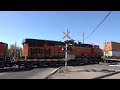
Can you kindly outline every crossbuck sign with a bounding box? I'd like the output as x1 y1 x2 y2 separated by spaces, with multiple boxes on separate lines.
63 29 71 40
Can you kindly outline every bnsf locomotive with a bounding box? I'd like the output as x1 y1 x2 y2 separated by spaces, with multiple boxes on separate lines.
22 38 103 65
0 38 103 68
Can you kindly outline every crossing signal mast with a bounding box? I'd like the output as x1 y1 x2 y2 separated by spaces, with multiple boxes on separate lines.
63 29 71 71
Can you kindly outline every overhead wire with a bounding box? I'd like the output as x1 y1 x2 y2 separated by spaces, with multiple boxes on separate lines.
85 11 112 40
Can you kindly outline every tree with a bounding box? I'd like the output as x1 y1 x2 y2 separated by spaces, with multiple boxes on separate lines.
7 43 22 58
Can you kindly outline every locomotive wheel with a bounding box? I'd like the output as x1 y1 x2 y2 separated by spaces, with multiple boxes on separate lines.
0 62 5 68
24 62 33 68
37 64 43 68
9 63 13 67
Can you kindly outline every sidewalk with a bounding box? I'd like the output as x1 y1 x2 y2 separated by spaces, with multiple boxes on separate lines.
49 66 120 79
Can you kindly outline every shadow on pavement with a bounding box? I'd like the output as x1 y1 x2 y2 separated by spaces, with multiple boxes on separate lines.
0 67 34 73
0 65 60 73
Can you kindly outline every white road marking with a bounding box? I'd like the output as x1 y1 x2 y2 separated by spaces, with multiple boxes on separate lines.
109 65 120 67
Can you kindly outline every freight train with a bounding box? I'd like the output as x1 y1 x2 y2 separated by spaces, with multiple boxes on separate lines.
0 42 8 68
0 38 103 68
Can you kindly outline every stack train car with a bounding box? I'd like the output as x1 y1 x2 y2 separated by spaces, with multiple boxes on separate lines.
0 38 103 68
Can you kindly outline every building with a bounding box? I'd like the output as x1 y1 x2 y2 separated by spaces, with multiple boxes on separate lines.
103 41 120 57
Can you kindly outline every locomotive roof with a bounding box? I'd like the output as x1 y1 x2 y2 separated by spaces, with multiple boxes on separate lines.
74 43 93 48
0 42 8 45
22 38 64 45
22 38 95 48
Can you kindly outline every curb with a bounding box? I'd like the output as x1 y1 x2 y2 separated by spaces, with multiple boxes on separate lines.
44 66 62 79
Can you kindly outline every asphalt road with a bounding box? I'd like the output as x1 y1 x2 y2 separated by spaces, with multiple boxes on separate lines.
1 63 120 79
0 67 58 79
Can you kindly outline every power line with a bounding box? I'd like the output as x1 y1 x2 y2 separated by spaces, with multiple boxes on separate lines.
85 11 112 40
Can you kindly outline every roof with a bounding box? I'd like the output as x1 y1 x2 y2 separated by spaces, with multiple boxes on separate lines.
0 42 8 45
22 38 64 45
105 41 120 44
22 38 95 48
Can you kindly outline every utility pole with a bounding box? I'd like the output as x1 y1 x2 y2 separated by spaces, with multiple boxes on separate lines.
104 40 106 57
104 40 107 63
83 32 85 44
63 29 71 72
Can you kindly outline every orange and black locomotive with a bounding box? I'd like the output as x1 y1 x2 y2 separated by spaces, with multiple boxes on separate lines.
22 38 103 64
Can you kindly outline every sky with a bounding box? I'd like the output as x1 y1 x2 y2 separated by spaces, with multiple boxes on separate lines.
0 11 119 49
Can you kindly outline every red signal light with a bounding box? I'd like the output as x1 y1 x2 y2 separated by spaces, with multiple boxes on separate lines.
62 47 64 51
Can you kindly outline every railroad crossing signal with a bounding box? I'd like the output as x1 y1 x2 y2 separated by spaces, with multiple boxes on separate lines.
62 47 64 51
63 29 71 73
61 47 72 52
63 29 71 40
